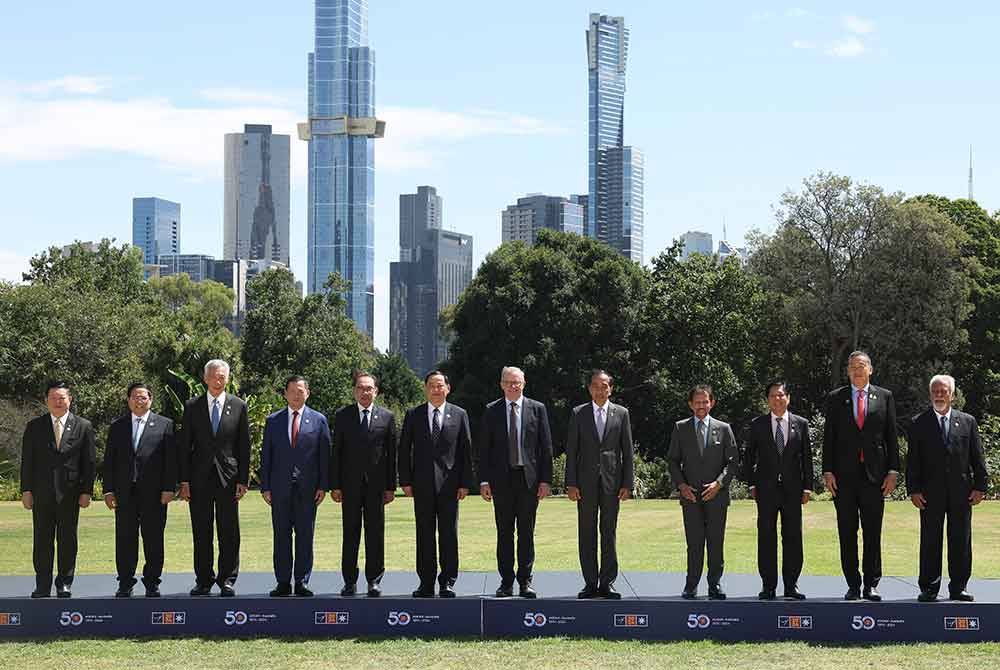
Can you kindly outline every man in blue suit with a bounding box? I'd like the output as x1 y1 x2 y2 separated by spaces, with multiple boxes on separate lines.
260 375 330 597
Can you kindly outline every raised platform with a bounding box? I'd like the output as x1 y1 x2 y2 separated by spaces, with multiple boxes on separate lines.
0 571 996 641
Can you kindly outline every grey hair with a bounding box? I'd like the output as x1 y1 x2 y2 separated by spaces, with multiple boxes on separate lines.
204 359 231 376
500 366 525 381
929 374 956 395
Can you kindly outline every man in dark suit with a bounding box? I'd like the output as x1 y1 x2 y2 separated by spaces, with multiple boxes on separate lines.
668 384 738 600
260 375 329 597
331 371 397 597
823 350 900 601
907 374 988 602
102 382 176 597
476 366 553 598
20 381 96 598
565 369 635 599
398 370 475 598
178 359 251 596
742 381 813 600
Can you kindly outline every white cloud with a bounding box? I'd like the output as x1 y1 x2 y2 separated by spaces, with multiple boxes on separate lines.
25 76 111 96
827 36 866 58
200 87 296 106
791 39 816 49
0 249 29 283
844 15 875 35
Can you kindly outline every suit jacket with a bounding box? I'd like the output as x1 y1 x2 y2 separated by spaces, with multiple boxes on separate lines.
564 402 635 496
398 402 475 494
475 396 553 491
260 406 330 496
667 416 738 506
178 393 251 488
822 384 900 484
742 413 814 502
330 404 397 494
20 412 96 503
102 411 176 505
906 408 988 506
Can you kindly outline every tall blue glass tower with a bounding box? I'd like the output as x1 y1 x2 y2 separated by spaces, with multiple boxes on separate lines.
587 13 643 263
302 0 384 341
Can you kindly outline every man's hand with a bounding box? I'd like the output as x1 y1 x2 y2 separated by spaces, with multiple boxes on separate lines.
78 493 91 508
702 481 721 502
823 472 838 496
314 489 326 505
179 482 191 501
881 472 898 497
567 485 581 502
457 487 468 501
384 490 395 505
402 485 413 497
618 487 630 501
970 490 985 506
538 482 551 500
235 483 247 501
910 492 926 510
21 492 32 510
104 493 117 510
678 483 696 502
261 490 272 506
801 491 811 505
160 491 174 505
331 489 343 503
480 483 492 502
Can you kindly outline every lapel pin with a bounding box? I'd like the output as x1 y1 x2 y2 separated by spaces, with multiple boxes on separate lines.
870 393 877 400
305 418 310 424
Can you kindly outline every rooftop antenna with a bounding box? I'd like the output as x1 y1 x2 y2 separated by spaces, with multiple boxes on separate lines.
968 145 974 201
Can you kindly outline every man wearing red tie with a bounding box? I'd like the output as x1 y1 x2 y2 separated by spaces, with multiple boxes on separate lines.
822 351 900 601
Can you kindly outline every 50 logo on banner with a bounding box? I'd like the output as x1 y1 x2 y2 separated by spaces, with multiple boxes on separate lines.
523 612 548 627
59 611 84 627
224 610 249 626
687 614 711 629
851 615 876 631
387 611 412 626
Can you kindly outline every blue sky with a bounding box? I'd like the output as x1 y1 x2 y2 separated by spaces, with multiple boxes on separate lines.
2 1 998 349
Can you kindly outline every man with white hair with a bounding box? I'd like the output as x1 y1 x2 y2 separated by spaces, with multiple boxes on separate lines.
178 359 251 597
906 374 988 602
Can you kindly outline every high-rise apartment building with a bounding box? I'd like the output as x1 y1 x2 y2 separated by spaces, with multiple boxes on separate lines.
501 194 584 245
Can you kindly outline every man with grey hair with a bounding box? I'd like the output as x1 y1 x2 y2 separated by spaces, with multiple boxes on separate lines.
475 366 553 598
906 374 988 602
178 358 251 596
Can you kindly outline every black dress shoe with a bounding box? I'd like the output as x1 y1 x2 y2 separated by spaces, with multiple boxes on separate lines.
599 584 622 599
439 585 457 598
190 584 212 596
412 585 435 598
917 590 938 602
783 588 806 600
367 583 382 597
56 585 71 598
270 583 292 597
495 584 514 598
340 583 357 597
681 589 697 600
578 585 599 599
863 586 882 602
145 586 161 598
758 589 777 600
844 587 861 601
950 590 975 602
219 585 236 597
30 589 50 599
708 587 727 601
519 584 538 599
115 586 133 598
294 583 313 597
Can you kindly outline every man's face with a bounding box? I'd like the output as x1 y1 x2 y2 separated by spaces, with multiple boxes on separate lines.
588 373 612 405
204 366 229 396
46 388 71 417
128 387 152 416
847 356 872 388
353 375 378 409
688 391 714 420
931 380 953 413
425 374 450 406
285 381 310 411
500 370 525 402
767 385 790 416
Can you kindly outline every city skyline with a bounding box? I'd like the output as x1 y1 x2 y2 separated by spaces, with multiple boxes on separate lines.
3 2 1000 351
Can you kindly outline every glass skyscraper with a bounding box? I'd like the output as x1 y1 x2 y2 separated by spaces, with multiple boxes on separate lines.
132 197 180 265
302 0 384 341
587 13 644 263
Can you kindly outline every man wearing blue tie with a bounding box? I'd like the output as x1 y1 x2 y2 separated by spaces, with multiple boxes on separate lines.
260 375 330 597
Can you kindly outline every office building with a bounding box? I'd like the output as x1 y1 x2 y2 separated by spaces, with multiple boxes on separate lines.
132 197 180 265
501 194 584 245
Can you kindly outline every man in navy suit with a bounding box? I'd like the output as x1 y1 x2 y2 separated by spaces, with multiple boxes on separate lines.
907 374 988 602
398 370 475 598
102 382 176 597
260 375 330 597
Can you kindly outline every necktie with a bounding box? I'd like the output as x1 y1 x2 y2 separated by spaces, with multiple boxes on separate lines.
596 406 606 440
697 420 706 456
940 415 948 445
361 408 370 433
432 408 441 444
291 410 300 448
53 417 63 449
211 399 221 435
856 390 865 463
509 402 519 466
133 417 142 451
775 417 784 455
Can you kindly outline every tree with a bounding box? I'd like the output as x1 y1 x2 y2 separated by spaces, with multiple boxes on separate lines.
371 350 424 419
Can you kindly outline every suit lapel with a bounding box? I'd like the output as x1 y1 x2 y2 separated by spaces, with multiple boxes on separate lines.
583 404 600 444
59 413 75 452
135 414 159 458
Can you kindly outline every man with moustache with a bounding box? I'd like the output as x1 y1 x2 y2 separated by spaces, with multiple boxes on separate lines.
742 381 813 600
398 370 475 598
20 381 96 598
476 366 553 598
178 359 251 597
260 375 329 598
331 371 397 597
565 370 635 599
823 350 900 601
668 384 739 600
102 382 176 597
907 374 988 602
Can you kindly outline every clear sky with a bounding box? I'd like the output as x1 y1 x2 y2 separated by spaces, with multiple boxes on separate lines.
2 1 998 350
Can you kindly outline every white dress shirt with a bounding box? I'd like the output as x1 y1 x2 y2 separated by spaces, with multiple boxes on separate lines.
427 402 447 432
132 410 151 449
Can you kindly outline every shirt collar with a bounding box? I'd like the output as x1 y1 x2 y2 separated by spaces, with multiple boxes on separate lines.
208 391 226 405
51 412 69 425
507 396 523 410
592 400 609 413
132 411 151 422
429 401 447 414
288 405 307 416
851 384 870 395
694 415 712 427
357 402 373 414
934 407 952 421
770 411 788 421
